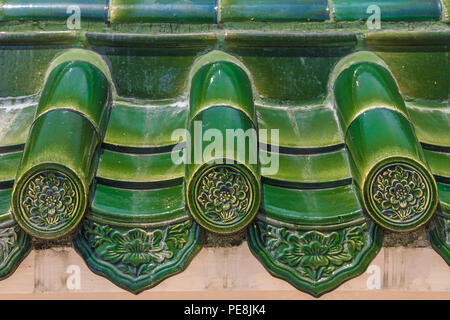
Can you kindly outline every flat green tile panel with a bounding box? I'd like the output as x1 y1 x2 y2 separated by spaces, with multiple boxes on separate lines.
0 48 65 97
95 47 200 100
228 44 355 103
104 100 187 148
424 150 450 179
0 0 106 21
97 150 183 183
333 0 442 21
237 47 354 103
407 101 450 148
261 184 363 226
0 151 21 183
108 0 217 23
365 32 450 101
219 0 329 22
0 97 35 147
376 51 450 101
262 150 351 184
90 184 185 224
0 188 13 223
257 104 343 148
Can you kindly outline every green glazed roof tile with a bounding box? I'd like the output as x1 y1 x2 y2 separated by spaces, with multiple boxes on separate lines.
97 150 183 185
219 0 329 22
261 150 352 187
333 0 442 21
89 184 186 225
248 219 383 296
0 24 448 295
260 184 364 228
73 218 203 294
108 0 217 23
0 0 107 21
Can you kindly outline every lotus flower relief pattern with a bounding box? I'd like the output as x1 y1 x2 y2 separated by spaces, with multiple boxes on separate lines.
281 231 353 281
83 220 193 277
196 166 251 224
21 171 77 230
372 165 428 222
256 221 368 282
103 229 173 267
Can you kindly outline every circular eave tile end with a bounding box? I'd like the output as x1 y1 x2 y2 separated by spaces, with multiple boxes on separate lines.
363 159 438 232
12 165 87 239
187 163 261 234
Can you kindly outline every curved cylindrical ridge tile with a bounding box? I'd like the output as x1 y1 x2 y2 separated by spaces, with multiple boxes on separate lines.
334 62 438 232
186 61 261 234
11 60 111 239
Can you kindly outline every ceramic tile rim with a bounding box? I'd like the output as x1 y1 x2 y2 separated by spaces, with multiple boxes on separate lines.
186 161 262 234
361 156 439 232
11 163 88 239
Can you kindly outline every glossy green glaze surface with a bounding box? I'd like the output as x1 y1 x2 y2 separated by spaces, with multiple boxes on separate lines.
97 150 183 184
257 104 343 148
262 150 351 187
334 63 438 232
11 60 111 239
0 151 21 186
365 31 450 101
220 0 328 22
0 8 448 296
424 150 450 179
333 0 442 21
90 184 185 226
186 61 261 234
261 184 363 228
104 100 187 149
36 61 111 134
